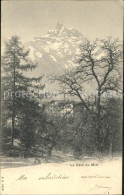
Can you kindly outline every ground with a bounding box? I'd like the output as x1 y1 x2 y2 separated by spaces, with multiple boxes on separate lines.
1 150 94 169
1 149 121 169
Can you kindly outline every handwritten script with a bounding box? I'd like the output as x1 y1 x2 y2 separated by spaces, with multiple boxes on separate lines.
16 173 110 181
16 173 69 181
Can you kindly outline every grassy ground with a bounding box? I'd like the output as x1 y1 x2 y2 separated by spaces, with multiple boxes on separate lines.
1 142 121 169
1 150 94 169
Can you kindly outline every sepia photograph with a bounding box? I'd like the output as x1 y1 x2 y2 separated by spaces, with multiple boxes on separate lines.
1 0 123 194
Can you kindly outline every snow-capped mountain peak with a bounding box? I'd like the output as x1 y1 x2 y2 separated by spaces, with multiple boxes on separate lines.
47 23 65 36
26 24 86 75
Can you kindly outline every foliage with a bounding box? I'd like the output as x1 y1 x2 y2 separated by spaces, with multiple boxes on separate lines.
2 36 44 149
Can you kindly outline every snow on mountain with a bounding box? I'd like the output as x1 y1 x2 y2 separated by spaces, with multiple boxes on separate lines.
28 46 43 60
26 23 86 75
50 55 57 62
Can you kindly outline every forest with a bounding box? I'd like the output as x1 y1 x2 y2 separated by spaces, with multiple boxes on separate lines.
1 36 122 164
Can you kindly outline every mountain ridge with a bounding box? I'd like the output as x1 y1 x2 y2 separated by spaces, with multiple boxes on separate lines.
26 23 86 76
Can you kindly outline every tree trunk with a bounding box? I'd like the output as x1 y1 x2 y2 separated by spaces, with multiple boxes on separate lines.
96 88 102 152
11 115 14 146
47 141 56 157
11 53 16 146
48 146 54 157
108 133 113 157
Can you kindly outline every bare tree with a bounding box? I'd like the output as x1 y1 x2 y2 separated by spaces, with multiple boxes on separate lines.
52 37 122 153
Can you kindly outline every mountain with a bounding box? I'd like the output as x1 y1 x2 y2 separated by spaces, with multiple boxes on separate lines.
26 23 86 76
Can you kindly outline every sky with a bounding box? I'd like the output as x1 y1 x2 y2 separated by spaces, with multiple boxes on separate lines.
2 0 123 44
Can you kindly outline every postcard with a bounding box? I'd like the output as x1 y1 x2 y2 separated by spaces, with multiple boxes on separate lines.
1 0 123 194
